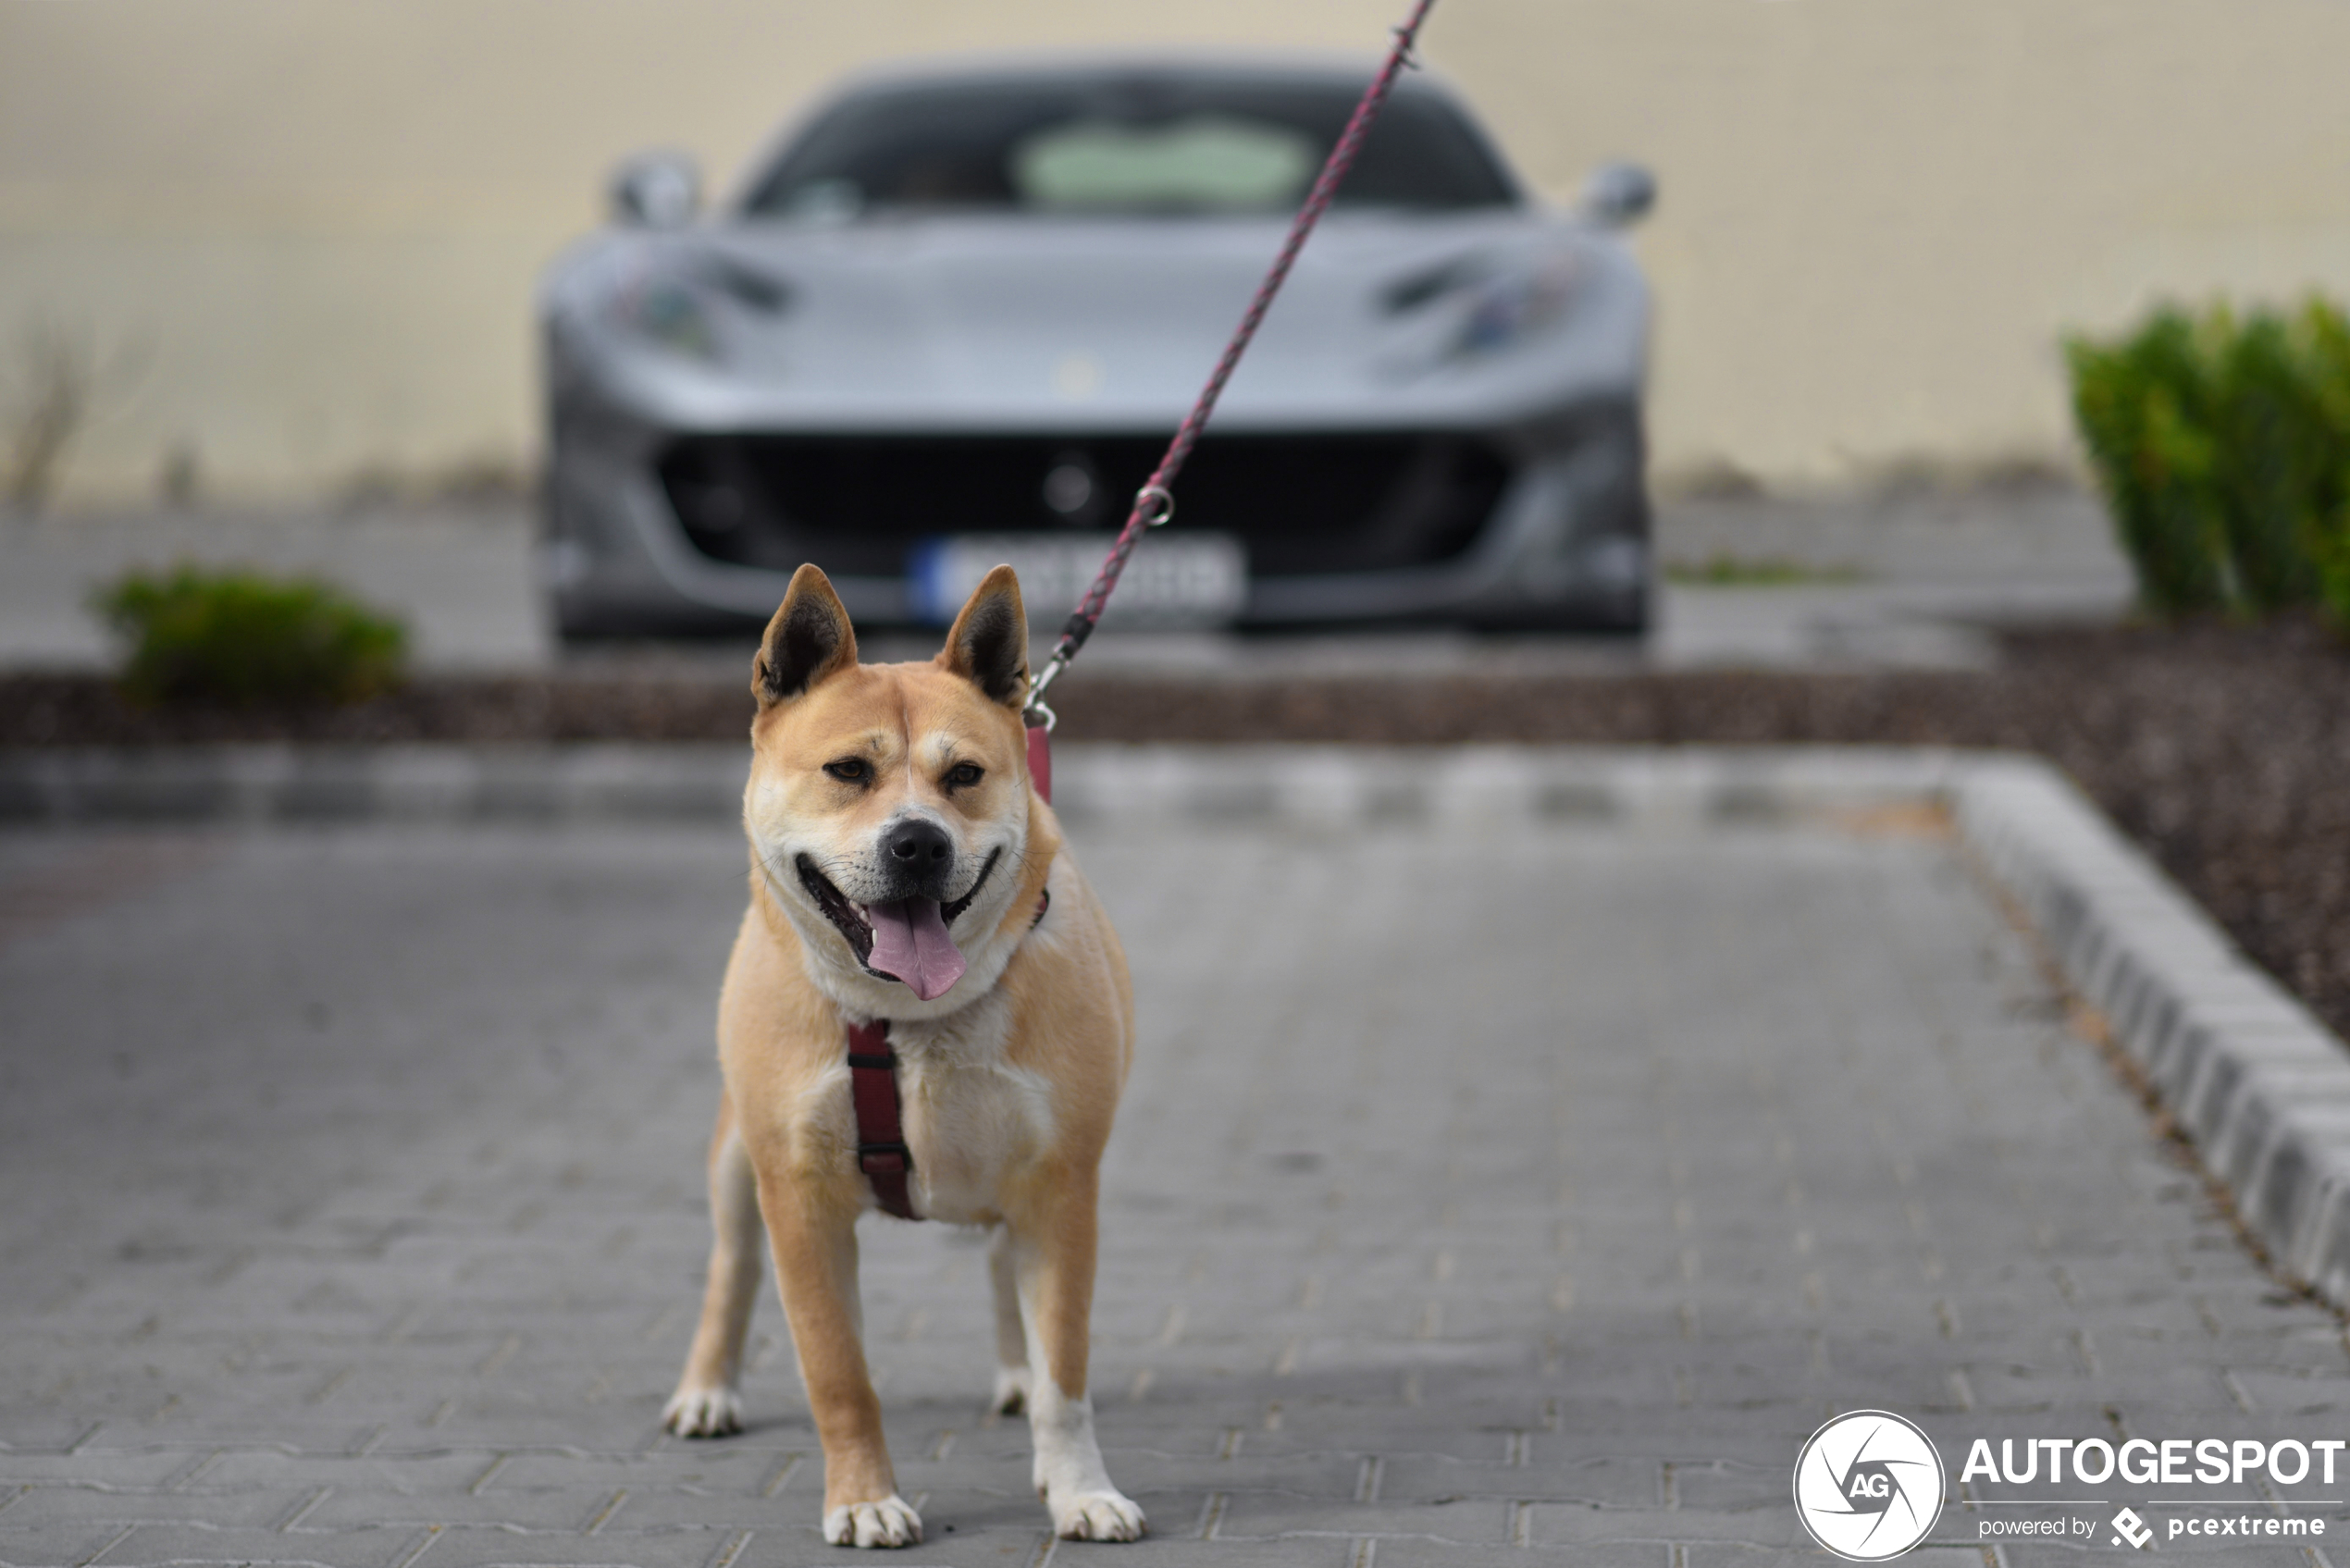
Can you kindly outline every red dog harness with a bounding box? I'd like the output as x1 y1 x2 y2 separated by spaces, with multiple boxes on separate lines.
845 1019 919 1220
846 889 1049 1220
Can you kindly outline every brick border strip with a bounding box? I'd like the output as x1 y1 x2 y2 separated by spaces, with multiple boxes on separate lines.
0 744 751 823
0 743 1965 826
6 742 2347 1303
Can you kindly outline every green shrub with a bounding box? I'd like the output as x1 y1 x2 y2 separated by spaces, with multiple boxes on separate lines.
2296 302 2350 631
2209 307 2327 610
2065 296 2350 625
92 565 408 706
2066 308 2230 614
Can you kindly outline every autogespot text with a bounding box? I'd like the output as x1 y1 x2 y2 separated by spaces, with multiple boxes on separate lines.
1962 1437 2337 1544
1962 1436 2346 1488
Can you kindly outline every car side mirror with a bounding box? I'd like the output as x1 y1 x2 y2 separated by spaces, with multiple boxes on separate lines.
1580 162 1656 228
610 152 701 228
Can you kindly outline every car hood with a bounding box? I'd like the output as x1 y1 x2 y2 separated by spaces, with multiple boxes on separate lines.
544 209 1647 433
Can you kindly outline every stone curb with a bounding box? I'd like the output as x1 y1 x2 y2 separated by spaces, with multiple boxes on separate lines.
6 741 2345 1305
1953 763 2350 1307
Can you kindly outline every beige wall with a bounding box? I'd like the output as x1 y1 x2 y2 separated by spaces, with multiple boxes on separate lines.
6 0 2350 506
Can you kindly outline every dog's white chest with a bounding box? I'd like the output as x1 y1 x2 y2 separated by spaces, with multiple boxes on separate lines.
889 998 1055 1226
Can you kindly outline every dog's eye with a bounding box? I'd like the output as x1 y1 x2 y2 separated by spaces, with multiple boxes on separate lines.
944 762 984 789
822 758 872 784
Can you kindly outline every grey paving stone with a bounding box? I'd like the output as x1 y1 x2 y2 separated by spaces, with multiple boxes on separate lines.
327 1525 716 1568
301 1490 624 1533
1212 1495 1507 1543
186 1452 503 1495
2 1486 309 1528
1372 1546 1669 1568
1524 1500 1800 1548
0 1524 139 1568
0 1456 192 1489
1104 1454 1362 1500
4 784 2348 1564
83 1522 429 1568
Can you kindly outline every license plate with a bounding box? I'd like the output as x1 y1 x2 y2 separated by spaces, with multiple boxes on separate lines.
909 533 1247 626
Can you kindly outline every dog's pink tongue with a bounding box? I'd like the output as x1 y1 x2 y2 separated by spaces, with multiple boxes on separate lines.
866 898 966 1001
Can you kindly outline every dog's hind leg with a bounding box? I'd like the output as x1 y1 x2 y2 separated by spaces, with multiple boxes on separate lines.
1008 1173 1145 1541
987 1224 1031 1415
663 1093 762 1437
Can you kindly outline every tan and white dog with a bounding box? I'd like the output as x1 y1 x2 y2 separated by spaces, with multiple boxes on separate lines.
661 562 1144 1549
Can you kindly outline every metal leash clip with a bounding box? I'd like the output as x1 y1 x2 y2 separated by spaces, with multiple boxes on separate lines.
1022 651 1068 731
1135 485 1176 527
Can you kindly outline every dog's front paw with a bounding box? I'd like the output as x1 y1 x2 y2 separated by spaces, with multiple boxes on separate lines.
662 1383 743 1438
824 1494 923 1549
990 1365 1031 1415
1050 1489 1145 1542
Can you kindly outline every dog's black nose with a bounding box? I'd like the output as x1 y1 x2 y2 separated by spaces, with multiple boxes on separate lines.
883 819 953 868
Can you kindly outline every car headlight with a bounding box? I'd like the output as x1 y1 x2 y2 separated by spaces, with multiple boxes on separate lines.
1448 254 1578 360
610 271 722 364
1376 249 1583 375
584 251 792 365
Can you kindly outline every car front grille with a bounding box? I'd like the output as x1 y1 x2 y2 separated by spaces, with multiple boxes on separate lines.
656 432 1512 580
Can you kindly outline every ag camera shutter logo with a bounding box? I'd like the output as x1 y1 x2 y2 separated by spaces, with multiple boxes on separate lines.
1794 1410 1947 1561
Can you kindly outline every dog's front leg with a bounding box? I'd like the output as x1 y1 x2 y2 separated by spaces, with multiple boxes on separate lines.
1008 1172 1145 1541
758 1174 921 1548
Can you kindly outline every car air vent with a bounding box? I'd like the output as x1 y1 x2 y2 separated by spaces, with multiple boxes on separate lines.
656 433 1514 578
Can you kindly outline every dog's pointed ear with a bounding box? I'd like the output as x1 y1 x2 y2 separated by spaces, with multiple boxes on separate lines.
937 564 1028 710
753 564 859 707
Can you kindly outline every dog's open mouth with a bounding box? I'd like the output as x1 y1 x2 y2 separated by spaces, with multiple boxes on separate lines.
795 850 999 1002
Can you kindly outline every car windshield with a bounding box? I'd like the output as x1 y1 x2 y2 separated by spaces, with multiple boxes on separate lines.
742 71 1519 219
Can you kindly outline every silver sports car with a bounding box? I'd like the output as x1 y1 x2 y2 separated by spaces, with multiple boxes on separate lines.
538 55 1654 638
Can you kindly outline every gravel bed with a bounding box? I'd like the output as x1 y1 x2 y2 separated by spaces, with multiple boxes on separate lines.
3 619 2344 1038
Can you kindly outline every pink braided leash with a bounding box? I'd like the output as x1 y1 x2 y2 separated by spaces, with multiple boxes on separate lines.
1021 0 1440 739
